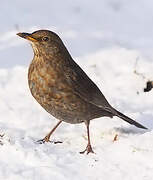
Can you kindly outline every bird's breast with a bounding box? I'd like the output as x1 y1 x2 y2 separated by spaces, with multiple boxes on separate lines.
28 60 75 110
28 58 103 123
28 60 61 101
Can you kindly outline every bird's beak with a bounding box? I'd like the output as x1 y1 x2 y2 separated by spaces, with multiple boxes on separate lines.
17 32 37 42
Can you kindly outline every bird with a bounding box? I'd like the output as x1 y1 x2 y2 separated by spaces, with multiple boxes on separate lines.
17 30 147 154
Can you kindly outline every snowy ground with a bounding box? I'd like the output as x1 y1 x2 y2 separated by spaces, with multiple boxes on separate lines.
0 0 153 180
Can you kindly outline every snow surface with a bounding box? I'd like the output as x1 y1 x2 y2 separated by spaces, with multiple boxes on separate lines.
0 0 153 180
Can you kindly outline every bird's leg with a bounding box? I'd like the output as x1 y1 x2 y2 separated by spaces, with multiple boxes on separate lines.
80 121 94 154
37 120 62 144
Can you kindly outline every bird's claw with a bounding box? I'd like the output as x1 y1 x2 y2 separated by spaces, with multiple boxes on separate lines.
36 138 62 144
36 134 52 144
80 144 94 154
36 138 49 144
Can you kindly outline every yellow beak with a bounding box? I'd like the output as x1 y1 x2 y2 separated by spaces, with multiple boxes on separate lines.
17 32 37 42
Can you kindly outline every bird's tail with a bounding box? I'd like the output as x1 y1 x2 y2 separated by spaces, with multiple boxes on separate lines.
115 110 148 129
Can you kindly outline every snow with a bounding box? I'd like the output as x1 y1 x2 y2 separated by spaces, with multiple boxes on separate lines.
0 0 153 179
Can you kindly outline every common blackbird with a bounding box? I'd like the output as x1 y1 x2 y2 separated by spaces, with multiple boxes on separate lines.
17 30 147 154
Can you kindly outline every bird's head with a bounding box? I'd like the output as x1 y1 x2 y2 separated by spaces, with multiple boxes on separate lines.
17 30 64 56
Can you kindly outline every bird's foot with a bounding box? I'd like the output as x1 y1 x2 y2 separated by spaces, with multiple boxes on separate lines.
36 134 51 144
36 138 50 144
36 135 62 144
80 144 94 154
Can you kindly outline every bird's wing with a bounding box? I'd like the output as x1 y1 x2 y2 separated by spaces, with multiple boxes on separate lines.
64 58 115 114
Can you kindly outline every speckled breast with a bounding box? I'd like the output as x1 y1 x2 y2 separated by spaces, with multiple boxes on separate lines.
28 59 102 124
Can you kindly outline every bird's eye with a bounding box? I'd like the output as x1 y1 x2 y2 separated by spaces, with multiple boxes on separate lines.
42 36 49 41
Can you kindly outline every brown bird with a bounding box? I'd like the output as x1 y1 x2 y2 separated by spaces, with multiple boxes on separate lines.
17 30 147 154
